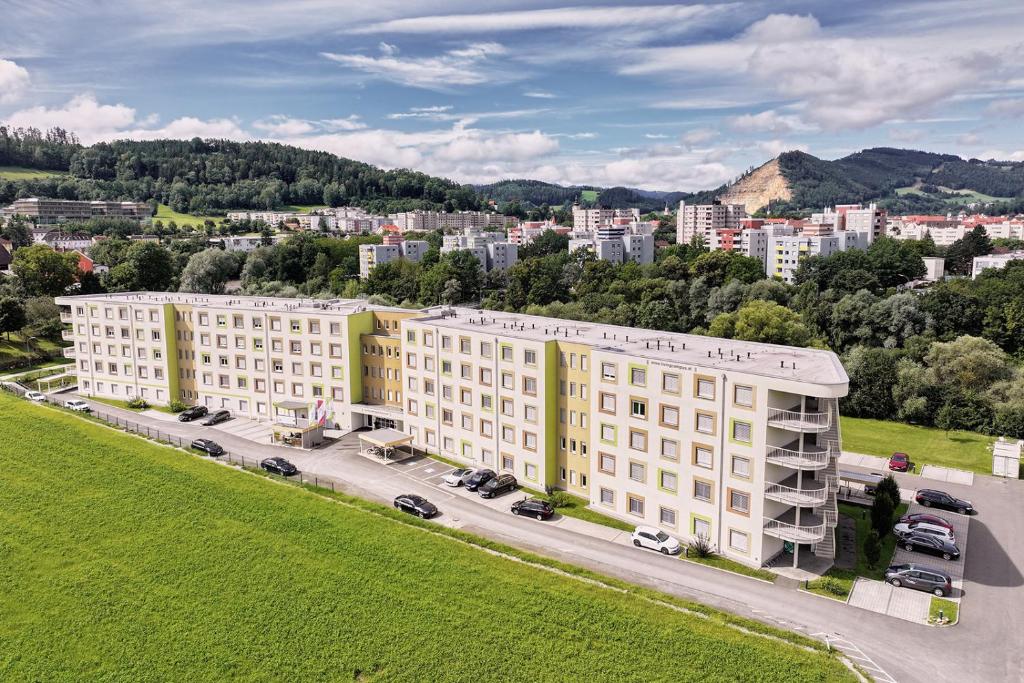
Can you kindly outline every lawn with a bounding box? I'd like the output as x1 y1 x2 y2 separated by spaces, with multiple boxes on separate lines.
682 553 778 582
580 189 599 202
895 185 1011 205
0 166 65 180
0 333 64 368
0 358 73 380
281 204 327 213
88 395 178 415
929 596 959 625
841 416 994 475
154 203 224 227
0 394 855 682
545 491 636 532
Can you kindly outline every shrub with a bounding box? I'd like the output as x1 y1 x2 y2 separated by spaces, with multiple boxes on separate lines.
126 398 150 410
168 400 188 413
546 491 575 509
864 529 882 569
688 534 715 558
817 576 849 597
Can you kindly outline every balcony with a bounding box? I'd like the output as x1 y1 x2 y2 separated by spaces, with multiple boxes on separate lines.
61 329 75 341
764 475 828 507
767 406 830 433
763 510 826 544
765 440 834 470
60 310 73 323
62 347 76 358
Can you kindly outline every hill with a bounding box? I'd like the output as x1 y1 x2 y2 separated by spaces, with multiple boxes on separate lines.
477 179 695 212
0 394 854 681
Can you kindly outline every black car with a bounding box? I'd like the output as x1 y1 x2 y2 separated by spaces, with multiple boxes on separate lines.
479 473 518 499
190 438 224 456
178 405 208 422
900 531 961 560
511 497 554 520
201 409 231 426
464 468 496 492
261 457 298 476
915 488 974 515
885 563 953 597
394 494 438 519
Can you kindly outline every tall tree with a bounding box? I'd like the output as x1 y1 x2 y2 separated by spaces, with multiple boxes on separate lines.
11 244 79 297
106 241 175 292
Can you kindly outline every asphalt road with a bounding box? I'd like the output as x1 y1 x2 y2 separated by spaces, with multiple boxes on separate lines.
55 396 1024 683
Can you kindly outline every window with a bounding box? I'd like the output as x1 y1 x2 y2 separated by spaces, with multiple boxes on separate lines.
731 456 751 478
693 516 711 539
630 398 647 419
629 461 646 482
460 363 471 380
659 470 677 492
599 392 616 413
479 368 492 385
599 488 615 506
728 489 750 515
734 384 754 408
662 372 680 393
629 366 646 386
694 480 712 502
480 341 492 358
729 530 749 553
480 419 493 437
660 507 677 527
661 438 679 461
501 454 514 471
629 429 647 452
696 411 715 434
460 388 472 405
522 376 537 395
601 362 617 381
501 372 514 390
502 426 515 443
461 414 473 430
524 349 537 366
731 420 752 444
600 423 616 444
441 335 452 351
660 404 679 427
524 463 537 480
500 345 513 361
627 495 644 517
696 377 715 400
460 338 471 354
480 394 492 411
500 399 514 416
693 445 713 469
524 405 537 423
522 431 537 451
598 453 616 474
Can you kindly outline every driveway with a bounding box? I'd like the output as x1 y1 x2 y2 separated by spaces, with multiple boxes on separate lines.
46 393 1024 683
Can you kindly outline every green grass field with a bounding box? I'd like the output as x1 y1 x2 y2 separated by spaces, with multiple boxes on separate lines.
281 204 327 213
0 394 854 681
929 596 958 625
154 203 224 226
0 166 66 180
841 416 994 474
0 333 64 367
580 190 599 202
895 185 1011 205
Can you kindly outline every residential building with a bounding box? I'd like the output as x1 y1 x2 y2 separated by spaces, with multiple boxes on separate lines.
972 251 1024 279
768 230 865 283
922 257 945 281
569 219 655 265
2 198 150 225
440 229 518 272
387 210 515 233
226 211 333 231
358 234 429 278
210 235 287 252
57 293 848 570
677 201 746 245
571 205 641 231
508 221 570 245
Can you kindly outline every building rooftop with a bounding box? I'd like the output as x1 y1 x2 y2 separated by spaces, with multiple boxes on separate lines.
55 292 409 317
415 306 849 388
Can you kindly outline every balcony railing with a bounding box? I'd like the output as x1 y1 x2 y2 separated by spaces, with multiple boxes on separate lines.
60 311 73 323
765 480 828 507
765 442 834 470
763 516 826 544
61 329 75 341
767 407 831 433
274 415 320 431
62 347 76 358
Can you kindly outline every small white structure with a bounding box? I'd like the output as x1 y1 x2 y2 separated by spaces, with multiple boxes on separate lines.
922 257 945 281
992 438 1022 478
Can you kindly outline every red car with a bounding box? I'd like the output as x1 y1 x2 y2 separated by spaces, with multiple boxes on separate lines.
888 452 910 472
898 513 955 532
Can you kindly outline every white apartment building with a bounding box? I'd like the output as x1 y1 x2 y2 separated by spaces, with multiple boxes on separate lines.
2 198 151 225
211 235 287 252
440 230 519 272
768 231 865 283
387 210 514 233
572 206 641 231
358 237 429 278
569 220 655 265
678 202 746 245
810 204 886 245
972 251 1024 279
226 211 333 232
57 293 848 570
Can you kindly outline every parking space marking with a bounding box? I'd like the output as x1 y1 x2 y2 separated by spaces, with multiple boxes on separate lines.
810 633 896 683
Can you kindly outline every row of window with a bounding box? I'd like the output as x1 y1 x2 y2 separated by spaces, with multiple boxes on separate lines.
598 450 752 480
598 417 753 450
77 306 160 322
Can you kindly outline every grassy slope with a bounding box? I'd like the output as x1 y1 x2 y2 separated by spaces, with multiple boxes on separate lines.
0 395 853 682
580 190 599 202
0 166 65 180
154 203 223 226
894 185 1010 204
841 416 994 474
0 333 63 364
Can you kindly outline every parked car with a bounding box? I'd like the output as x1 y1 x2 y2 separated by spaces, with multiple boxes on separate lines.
260 457 298 476
190 438 224 456
885 564 953 597
631 526 682 555
393 494 438 519
178 405 208 422
894 521 955 543
888 452 910 472
511 497 554 520
479 473 518 499
464 469 496 492
898 512 955 531
64 399 90 412
24 391 46 402
443 467 475 487
915 488 974 515
900 531 961 560
201 409 231 426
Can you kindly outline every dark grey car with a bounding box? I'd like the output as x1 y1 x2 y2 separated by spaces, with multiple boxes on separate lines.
885 563 953 596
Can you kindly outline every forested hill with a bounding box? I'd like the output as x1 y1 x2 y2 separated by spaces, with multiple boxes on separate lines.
475 179 713 212
0 128 480 215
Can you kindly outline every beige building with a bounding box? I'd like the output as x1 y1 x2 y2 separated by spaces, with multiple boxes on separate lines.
677 202 746 245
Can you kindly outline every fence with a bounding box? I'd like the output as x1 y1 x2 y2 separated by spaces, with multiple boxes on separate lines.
0 382 350 495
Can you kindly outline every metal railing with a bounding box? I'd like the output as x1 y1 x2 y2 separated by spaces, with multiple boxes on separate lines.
765 443 833 470
767 407 831 432
59 311 73 323
62 347 76 358
764 481 828 506
61 329 75 341
823 508 839 528
763 518 826 543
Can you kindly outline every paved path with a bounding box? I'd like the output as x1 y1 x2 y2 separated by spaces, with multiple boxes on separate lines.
49 393 1024 683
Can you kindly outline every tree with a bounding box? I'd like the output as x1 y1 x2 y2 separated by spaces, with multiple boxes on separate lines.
106 241 175 292
519 229 569 259
0 296 27 340
864 529 882 569
178 248 238 294
0 216 32 250
11 244 79 297
924 335 1013 393
22 296 63 339
870 491 895 537
875 475 901 509
945 226 992 275
842 346 903 419
708 300 816 347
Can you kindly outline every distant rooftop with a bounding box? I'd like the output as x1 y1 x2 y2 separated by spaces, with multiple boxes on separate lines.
56 292 409 316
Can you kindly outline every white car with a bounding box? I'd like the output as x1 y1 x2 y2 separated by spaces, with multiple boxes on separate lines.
24 391 46 402
631 525 682 555
893 521 956 543
443 467 476 487
64 399 91 412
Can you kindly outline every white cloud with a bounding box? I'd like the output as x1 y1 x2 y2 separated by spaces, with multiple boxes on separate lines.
322 115 367 131
956 132 982 145
680 127 719 146
742 13 820 42
322 42 509 90
252 115 316 136
523 91 557 99
986 98 1024 118
378 41 399 56
889 128 925 143
729 110 808 133
645 133 669 139
756 139 808 157
977 148 1024 161
351 5 731 34
0 59 30 104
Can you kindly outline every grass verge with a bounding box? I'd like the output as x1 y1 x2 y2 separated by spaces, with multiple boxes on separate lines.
805 569 855 601
683 553 777 582
838 501 908 580
929 597 959 625
840 415 994 475
87 395 178 414
0 393 855 681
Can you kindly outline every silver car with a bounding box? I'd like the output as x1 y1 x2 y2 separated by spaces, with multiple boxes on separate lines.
893 521 955 544
443 467 476 487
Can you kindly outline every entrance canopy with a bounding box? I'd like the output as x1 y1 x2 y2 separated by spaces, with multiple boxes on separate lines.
358 428 413 448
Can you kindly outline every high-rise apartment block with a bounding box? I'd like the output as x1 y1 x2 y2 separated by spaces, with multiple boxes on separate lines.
57 293 848 570
387 210 515 233
358 234 429 278
677 201 746 245
569 219 655 265
571 205 641 231
2 198 151 225
440 229 519 271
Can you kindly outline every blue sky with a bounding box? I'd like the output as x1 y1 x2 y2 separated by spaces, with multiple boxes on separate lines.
1 0 1023 190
